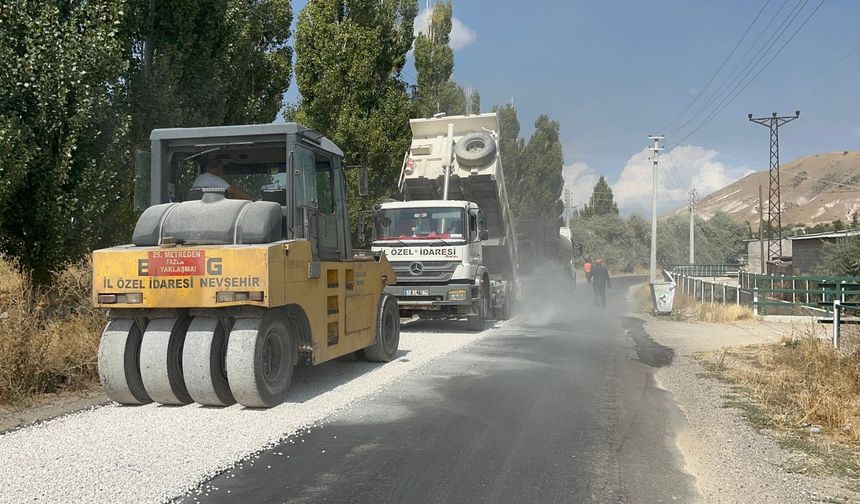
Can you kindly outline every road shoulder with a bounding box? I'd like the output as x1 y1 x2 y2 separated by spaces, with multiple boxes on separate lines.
0 388 107 434
639 314 860 503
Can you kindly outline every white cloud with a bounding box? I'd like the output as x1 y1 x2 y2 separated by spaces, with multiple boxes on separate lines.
611 145 752 215
414 8 477 50
563 145 752 216
562 162 600 210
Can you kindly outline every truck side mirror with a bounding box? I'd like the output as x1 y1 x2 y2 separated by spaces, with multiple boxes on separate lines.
134 150 151 211
479 229 489 241
358 165 369 197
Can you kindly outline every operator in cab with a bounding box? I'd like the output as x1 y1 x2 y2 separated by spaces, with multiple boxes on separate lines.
193 157 256 201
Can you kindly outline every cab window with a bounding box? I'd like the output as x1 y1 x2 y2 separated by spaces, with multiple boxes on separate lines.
166 142 287 202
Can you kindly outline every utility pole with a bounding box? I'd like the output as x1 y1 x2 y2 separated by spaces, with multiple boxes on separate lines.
688 188 698 265
758 184 765 273
648 135 664 283
464 86 473 115
748 110 799 260
563 188 572 225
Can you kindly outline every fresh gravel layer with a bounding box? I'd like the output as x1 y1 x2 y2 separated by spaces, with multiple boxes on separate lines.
643 317 860 504
0 321 507 504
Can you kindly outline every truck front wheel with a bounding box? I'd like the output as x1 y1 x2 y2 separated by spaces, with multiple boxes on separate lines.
467 286 489 331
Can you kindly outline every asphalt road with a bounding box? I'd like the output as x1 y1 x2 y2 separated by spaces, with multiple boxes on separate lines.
184 274 695 503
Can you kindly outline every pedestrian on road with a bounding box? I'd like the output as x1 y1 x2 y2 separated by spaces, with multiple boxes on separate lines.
584 257 593 284
591 258 611 307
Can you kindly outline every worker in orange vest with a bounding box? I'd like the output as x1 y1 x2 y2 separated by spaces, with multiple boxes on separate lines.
584 257 593 284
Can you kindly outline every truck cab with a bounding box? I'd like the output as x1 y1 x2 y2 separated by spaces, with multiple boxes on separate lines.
372 200 491 326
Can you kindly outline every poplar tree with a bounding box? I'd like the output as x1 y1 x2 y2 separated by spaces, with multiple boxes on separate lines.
580 176 619 217
0 0 295 281
0 1 131 282
513 115 565 218
413 1 470 116
126 0 293 147
494 103 525 210
293 0 418 203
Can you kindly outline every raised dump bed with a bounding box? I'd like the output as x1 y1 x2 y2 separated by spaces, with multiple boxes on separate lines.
399 113 518 283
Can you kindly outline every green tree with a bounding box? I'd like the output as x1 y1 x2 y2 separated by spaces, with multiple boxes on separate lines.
510 115 565 218
293 0 418 209
819 235 860 276
571 210 746 273
579 176 619 217
126 0 293 147
698 212 747 263
413 1 470 116
494 104 524 196
0 1 131 283
467 89 480 114
570 214 646 272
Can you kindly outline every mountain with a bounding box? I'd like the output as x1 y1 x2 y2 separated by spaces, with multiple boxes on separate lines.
672 151 860 229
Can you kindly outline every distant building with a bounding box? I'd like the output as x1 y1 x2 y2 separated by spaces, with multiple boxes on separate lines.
788 230 860 275
744 238 792 274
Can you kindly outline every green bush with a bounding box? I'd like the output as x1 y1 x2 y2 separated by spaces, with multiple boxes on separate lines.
819 235 860 276
570 211 747 273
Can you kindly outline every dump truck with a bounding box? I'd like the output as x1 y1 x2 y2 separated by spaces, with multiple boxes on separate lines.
92 123 399 408
369 113 518 330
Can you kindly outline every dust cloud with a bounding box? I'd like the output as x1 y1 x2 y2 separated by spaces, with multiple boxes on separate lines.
513 262 643 328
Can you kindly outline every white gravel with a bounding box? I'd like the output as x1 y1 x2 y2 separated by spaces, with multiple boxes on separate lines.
0 321 507 504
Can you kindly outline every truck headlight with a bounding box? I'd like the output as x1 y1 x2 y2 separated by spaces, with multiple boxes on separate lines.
448 289 467 301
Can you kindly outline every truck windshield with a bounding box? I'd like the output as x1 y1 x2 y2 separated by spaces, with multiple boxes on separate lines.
374 207 466 242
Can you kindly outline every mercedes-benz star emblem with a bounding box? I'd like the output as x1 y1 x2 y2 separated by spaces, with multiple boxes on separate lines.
409 262 424 276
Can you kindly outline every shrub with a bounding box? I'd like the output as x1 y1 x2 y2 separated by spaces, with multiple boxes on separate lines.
0 256 104 404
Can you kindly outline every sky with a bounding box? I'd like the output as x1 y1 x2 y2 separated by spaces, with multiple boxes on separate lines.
285 0 860 215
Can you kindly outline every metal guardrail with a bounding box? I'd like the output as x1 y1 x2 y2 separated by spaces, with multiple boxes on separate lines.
668 267 860 349
668 264 740 277
668 269 860 313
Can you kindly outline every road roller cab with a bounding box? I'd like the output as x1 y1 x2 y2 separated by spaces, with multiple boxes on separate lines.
93 124 399 408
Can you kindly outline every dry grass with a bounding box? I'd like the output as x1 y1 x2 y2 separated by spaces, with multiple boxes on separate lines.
634 283 754 323
700 333 860 476
670 293 755 323
0 256 105 405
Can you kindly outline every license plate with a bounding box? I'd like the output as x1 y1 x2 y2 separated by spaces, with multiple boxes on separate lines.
403 289 430 296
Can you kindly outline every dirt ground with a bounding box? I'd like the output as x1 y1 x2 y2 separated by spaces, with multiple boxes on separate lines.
638 312 860 503
0 388 107 434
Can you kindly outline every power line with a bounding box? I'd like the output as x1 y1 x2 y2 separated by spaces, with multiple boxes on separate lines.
767 40 860 110
662 149 692 193
669 0 810 145
661 0 772 132
669 0 794 137
669 0 824 148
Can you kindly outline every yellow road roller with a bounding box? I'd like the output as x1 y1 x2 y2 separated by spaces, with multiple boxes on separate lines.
92 124 399 407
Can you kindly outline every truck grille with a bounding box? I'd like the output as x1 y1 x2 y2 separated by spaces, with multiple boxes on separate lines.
391 261 459 283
